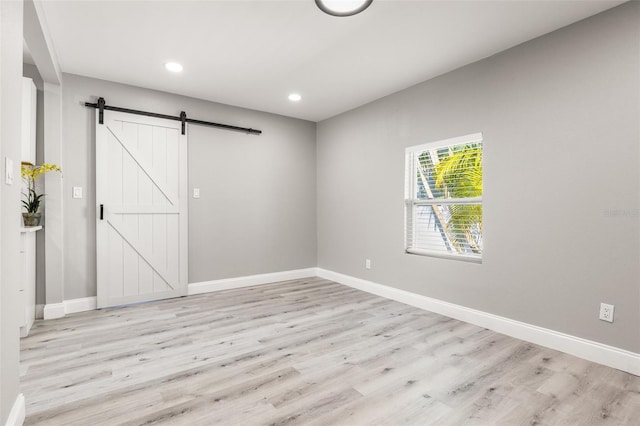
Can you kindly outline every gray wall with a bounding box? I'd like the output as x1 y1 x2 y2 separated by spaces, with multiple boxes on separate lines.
0 0 24 421
23 63 46 307
317 3 640 352
61 74 317 299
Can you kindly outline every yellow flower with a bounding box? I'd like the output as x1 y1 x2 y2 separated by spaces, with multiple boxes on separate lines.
21 163 62 182
21 163 62 214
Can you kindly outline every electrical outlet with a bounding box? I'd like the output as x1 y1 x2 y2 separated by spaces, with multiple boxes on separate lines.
599 303 614 323
193 188 200 198
365 259 371 269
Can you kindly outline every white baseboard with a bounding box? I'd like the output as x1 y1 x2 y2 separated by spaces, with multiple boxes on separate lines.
43 297 97 319
317 268 640 376
188 268 318 295
64 297 97 314
6 393 25 426
42 269 318 320
43 302 64 320
36 267 640 376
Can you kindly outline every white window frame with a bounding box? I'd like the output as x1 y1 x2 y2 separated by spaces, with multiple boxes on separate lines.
404 133 483 263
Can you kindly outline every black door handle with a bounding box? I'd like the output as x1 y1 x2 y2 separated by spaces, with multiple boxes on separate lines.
100 204 104 220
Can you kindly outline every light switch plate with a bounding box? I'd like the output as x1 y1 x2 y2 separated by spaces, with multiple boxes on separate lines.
5 157 14 185
73 187 83 199
193 188 200 199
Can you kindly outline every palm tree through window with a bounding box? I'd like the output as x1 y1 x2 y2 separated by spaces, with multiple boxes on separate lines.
405 133 483 262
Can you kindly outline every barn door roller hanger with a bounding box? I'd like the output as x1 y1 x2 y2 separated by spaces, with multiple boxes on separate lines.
85 97 262 136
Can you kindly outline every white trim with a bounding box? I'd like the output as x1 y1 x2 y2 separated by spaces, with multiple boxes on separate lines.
6 393 25 426
43 297 97 319
412 197 483 205
43 302 64 320
64 297 97 314
37 268 640 375
405 248 482 264
42 269 319 320
188 268 318 295
317 268 640 376
406 132 483 154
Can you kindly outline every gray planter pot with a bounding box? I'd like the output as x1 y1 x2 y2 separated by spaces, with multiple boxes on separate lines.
22 212 41 227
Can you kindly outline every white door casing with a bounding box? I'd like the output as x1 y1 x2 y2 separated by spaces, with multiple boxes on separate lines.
96 111 188 308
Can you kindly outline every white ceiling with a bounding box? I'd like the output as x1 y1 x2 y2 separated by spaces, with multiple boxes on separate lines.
38 0 625 122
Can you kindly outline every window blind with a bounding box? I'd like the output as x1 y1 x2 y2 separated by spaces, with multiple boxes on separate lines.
405 133 483 262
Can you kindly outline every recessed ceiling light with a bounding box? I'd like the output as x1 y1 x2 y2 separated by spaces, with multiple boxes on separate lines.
288 93 302 102
165 62 183 73
315 0 373 17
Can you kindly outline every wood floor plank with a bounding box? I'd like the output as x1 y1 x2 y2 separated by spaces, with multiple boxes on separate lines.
21 278 640 425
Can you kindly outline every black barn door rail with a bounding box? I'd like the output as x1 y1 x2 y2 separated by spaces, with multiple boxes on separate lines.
84 97 262 135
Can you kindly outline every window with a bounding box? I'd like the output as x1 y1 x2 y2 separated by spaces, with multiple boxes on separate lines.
405 133 483 262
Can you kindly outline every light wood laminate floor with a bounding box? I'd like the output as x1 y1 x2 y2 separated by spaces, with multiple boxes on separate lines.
21 278 640 425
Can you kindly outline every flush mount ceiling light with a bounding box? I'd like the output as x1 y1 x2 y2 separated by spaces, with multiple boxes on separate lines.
315 0 373 17
164 62 183 73
288 93 302 102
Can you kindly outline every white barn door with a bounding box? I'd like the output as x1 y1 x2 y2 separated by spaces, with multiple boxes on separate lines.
96 110 188 308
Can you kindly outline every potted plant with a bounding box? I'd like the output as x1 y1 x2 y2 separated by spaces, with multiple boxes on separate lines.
21 162 61 227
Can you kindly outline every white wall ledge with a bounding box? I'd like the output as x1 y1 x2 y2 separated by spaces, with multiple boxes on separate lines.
19 225 42 233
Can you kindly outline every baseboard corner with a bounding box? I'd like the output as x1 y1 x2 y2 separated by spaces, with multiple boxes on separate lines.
6 393 25 426
43 302 65 320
